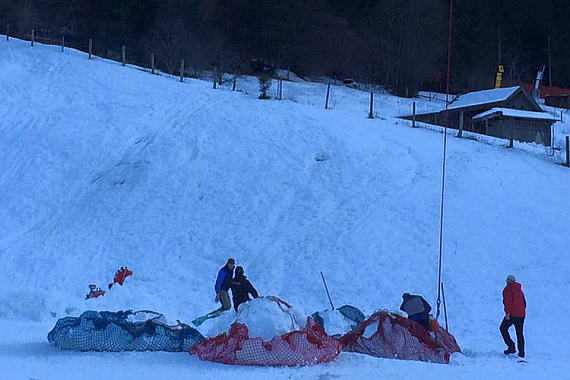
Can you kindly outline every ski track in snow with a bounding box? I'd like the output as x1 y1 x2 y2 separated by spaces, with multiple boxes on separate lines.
1 37 570 379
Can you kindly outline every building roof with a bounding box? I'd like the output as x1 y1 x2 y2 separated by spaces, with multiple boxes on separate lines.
447 87 520 110
472 108 558 122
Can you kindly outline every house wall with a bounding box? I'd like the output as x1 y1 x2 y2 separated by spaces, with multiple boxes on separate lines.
477 118 552 146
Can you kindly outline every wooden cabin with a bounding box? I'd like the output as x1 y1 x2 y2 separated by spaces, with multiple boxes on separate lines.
407 86 557 146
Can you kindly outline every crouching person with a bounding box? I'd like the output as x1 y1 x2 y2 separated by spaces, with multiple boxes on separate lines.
400 292 432 330
231 266 259 311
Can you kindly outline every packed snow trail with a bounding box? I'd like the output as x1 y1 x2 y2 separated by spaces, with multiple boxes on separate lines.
1 37 570 379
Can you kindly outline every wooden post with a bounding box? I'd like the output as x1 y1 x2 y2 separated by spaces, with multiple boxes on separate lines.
180 59 184 82
6 25 9 41
412 102 416 128
457 111 464 137
564 136 570 168
88 38 93 59
31 29 35 47
507 118 513 148
325 84 331 110
213 66 218 89
151 53 155 74
121 45 126 66
61 36 65 52
368 92 374 119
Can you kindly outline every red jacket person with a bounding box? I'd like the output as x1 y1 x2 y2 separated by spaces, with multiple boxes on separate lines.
500 275 526 358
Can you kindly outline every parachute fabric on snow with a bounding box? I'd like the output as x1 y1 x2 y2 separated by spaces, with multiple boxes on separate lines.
48 310 204 352
189 296 342 366
312 305 366 337
340 311 460 364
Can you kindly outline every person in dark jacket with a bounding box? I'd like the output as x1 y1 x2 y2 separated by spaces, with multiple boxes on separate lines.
230 266 259 311
212 258 235 315
400 293 432 330
500 275 526 358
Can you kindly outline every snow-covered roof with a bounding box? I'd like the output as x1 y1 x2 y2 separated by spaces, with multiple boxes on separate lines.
448 87 520 110
472 108 558 121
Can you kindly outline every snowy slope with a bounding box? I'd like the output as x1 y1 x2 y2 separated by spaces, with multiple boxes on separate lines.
1 37 570 380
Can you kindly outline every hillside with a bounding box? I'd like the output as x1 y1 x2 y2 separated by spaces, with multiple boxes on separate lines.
1 37 570 380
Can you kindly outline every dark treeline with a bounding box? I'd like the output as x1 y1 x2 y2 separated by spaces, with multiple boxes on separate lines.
1 0 569 96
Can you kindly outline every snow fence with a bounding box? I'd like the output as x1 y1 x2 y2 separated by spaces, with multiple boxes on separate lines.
48 310 204 352
340 311 461 364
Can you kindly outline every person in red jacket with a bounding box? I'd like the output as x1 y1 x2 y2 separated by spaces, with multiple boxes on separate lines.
500 275 526 358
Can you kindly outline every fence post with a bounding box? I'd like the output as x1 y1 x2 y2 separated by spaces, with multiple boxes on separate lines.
151 53 155 74
88 38 93 59
121 45 126 66
564 136 570 167
325 84 331 110
368 92 374 119
213 66 218 89
61 36 65 52
6 25 9 41
31 29 35 47
457 111 464 137
180 59 184 82
412 102 416 128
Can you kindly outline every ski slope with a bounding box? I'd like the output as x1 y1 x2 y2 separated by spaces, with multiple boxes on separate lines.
1 37 570 380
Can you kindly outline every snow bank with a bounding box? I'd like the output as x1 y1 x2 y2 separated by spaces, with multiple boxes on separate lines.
202 297 306 341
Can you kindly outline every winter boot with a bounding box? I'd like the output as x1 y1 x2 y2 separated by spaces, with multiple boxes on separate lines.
518 352 525 358
503 347 516 355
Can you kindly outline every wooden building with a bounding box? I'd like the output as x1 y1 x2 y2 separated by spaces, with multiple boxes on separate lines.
407 86 557 146
545 94 570 109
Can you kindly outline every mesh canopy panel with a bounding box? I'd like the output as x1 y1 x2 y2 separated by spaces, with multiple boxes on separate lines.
48 310 204 352
340 311 460 364
189 317 342 366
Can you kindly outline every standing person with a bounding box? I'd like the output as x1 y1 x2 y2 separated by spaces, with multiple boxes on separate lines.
400 293 432 330
213 258 235 315
230 266 259 311
500 275 526 358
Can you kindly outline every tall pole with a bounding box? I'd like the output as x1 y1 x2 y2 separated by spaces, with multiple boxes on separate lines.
436 0 453 321
548 32 552 96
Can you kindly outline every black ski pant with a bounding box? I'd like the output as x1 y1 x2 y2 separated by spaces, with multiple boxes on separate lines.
500 316 525 355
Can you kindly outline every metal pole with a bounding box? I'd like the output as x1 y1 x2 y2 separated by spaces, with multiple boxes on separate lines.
436 0 453 321
88 38 93 59
151 53 155 74
61 36 65 52
6 25 9 41
441 282 449 331
31 29 35 47
368 92 374 119
320 272 335 310
412 102 416 128
565 136 570 167
180 59 184 82
213 66 218 89
325 84 331 110
121 45 126 66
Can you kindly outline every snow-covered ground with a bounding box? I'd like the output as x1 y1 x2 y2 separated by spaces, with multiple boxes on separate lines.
1 37 570 379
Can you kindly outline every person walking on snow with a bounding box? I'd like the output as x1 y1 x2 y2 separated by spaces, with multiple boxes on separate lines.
400 293 432 330
230 266 259 311
500 274 526 358
212 258 235 315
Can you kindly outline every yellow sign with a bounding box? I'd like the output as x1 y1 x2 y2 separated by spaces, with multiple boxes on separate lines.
495 64 504 89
